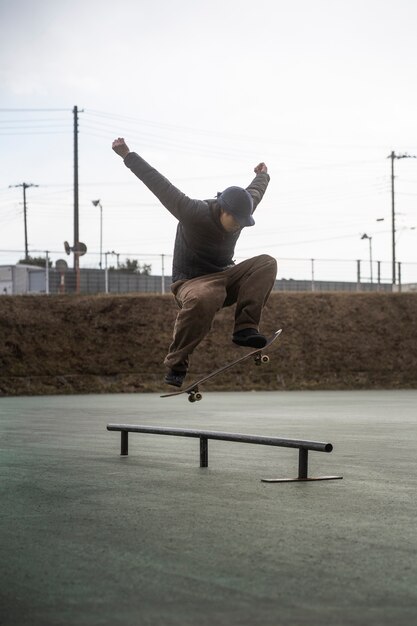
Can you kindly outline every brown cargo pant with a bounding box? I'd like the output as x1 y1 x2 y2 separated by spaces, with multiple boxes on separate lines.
164 254 277 372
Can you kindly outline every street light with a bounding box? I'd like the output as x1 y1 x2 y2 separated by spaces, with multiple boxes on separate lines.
92 199 103 269
361 233 373 284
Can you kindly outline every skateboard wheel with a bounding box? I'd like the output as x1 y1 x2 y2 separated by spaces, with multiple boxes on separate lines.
188 394 196 403
261 355 270 364
195 393 203 401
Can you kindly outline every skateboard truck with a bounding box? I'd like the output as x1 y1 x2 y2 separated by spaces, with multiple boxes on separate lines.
187 389 203 403
255 354 269 365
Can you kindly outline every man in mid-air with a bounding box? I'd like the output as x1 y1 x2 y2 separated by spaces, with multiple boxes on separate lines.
112 137 277 388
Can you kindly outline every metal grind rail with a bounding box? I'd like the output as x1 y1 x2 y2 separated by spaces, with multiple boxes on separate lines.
107 424 343 483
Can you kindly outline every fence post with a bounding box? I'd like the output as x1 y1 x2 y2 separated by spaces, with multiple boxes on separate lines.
398 262 402 292
356 260 361 291
161 254 165 295
105 253 109 294
45 251 50 295
311 258 315 292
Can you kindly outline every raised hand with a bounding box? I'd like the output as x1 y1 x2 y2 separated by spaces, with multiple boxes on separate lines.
112 137 130 159
254 162 268 175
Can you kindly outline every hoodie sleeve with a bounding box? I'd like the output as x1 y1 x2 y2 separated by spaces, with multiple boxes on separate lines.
245 171 270 214
124 152 203 221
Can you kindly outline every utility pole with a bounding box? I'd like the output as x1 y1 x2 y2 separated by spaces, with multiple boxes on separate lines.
9 182 38 260
389 151 395 285
73 105 79 274
73 105 85 292
388 151 417 285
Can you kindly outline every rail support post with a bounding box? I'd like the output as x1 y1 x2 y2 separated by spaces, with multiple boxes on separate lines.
121 430 128 456
262 445 342 483
298 447 308 480
200 437 208 467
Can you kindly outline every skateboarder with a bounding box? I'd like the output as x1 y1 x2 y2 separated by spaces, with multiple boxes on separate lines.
112 137 277 388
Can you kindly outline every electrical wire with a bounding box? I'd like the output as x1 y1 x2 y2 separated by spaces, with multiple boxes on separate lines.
0 108 71 112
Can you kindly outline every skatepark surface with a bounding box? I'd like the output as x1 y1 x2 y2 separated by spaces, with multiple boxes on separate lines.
1 390 416 625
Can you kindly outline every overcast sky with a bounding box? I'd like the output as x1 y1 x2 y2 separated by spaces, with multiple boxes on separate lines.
1 0 416 282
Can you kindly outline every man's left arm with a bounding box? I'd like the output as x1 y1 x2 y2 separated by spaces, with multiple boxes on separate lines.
246 162 270 213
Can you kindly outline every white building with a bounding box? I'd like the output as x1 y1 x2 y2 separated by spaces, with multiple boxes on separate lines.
0 264 47 295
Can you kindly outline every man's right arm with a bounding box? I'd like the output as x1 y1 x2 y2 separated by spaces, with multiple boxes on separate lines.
112 138 199 221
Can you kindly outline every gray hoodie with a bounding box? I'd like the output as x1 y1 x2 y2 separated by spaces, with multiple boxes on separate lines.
124 152 270 283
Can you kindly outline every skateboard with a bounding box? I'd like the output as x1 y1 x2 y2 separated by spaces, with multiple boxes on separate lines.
160 329 282 402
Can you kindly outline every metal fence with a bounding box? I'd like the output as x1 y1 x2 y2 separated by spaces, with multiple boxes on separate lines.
1 254 417 295
54 268 171 295
3 265 416 295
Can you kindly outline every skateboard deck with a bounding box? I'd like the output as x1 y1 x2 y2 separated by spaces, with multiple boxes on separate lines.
161 329 282 402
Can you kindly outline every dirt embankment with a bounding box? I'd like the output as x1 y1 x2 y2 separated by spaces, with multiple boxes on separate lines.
1 292 417 396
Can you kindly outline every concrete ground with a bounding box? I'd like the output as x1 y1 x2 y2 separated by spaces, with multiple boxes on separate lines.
1 390 416 626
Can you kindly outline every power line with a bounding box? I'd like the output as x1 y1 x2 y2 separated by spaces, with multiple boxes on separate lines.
84 109 402 152
0 130 72 136
0 108 71 112
0 123 71 129
0 118 70 123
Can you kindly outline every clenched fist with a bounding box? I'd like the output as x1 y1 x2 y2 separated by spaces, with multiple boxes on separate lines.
112 137 130 159
254 162 268 175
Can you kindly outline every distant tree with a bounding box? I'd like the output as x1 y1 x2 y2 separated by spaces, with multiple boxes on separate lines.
116 258 152 275
18 255 52 268
140 263 152 276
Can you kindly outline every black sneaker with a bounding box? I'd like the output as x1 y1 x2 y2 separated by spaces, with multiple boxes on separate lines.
232 328 267 348
164 369 187 388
